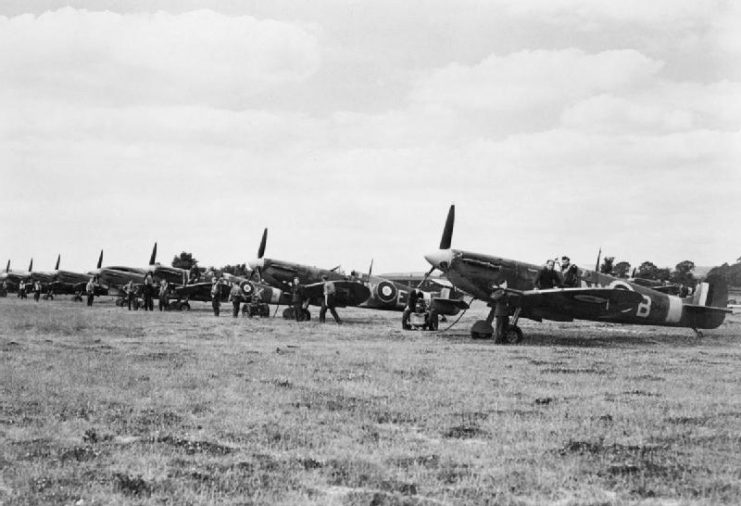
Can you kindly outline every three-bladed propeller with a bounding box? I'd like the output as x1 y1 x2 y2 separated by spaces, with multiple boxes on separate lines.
249 228 268 281
424 204 455 274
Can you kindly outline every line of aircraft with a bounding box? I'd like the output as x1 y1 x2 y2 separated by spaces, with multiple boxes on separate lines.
2 205 731 341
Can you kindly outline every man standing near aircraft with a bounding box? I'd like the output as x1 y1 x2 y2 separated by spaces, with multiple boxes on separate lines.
491 288 510 343
211 277 222 316
142 272 155 311
158 279 169 311
124 280 135 310
560 256 579 288
18 280 27 299
228 282 243 318
32 280 42 302
319 275 341 324
535 259 562 290
291 277 305 322
85 277 96 306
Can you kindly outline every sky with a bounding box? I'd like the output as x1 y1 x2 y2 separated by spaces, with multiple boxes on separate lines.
1 0 739 275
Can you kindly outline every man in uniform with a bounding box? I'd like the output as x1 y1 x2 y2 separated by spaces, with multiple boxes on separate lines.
291 277 305 322
319 275 341 324
491 287 510 343
158 279 170 311
124 280 136 310
228 282 243 318
18 279 27 299
86 276 96 306
141 271 155 311
402 289 422 329
560 256 579 288
33 280 42 302
211 277 222 316
535 259 562 289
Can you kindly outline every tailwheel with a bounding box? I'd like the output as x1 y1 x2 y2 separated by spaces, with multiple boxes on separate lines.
502 325 524 344
470 320 494 340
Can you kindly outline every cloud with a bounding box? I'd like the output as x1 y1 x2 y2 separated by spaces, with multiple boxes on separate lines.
411 49 662 114
0 8 321 108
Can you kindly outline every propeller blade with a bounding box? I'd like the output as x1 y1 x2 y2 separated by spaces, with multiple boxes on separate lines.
440 204 455 250
149 242 158 265
5 260 9 273
97 250 104 269
55 254 61 271
631 267 637 278
368 258 374 278
29 258 33 272
595 247 601 272
258 228 268 259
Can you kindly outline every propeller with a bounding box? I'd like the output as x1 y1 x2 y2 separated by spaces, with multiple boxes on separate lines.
368 259 374 279
97 250 104 269
149 242 158 266
424 204 455 273
258 228 267 259
55 254 61 271
29 258 33 272
595 247 601 272
249 228 268 281
5 260 9 273
440 204 455 250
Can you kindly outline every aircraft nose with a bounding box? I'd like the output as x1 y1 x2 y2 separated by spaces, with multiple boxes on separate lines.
424 249 454 272
248 258 264 271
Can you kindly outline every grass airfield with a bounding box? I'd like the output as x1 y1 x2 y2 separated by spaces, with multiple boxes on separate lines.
1 297 740 505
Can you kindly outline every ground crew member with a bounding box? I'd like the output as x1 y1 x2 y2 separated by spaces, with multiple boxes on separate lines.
491 288 510 343
124 280 135 310
33 280 42 302
142 272 155 311
211 277 222 316
291 277 305 322
319 275 341 324
86 277 96 306
158 279 169 311
18 280 27 299
535 259 562 289
402 289 422 329
560 256 579 288
228 283 243 318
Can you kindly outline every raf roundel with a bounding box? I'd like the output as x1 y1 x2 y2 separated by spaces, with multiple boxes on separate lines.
241 281 254 296
376 280 397 304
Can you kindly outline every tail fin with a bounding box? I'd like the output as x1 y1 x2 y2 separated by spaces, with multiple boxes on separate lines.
55 254 61 270
695 274 729 308
97 250 104 269
149 242 158 265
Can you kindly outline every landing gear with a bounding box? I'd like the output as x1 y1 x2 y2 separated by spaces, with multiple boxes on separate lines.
178 301 191 311
691 327 703 338
471 307 525 344
283 307 311 321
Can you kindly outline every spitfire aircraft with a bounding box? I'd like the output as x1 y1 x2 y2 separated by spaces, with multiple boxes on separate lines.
424 205 730 342
0 259 33 293
248 229 371 319
26 253 107 298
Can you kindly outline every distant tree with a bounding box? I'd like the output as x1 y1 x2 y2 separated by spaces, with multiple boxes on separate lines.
222 264 250 277
671 260 696 286
613 261 631 278
655 267 671 282
172 252 198 270
709 262 741 286
637 261 659 280
600 256 615 275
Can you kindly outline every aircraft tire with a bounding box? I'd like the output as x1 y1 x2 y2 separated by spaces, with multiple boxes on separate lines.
470 320 494 340
115 298 124 307
179 302 191 311
428 311 439 331
282 307 294 320
302 309 311 321
503 325 523 344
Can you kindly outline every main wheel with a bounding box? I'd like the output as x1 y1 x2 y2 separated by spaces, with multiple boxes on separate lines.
179 302 191 311
502 325 524 344
302 309 311 321
259 304 270 317
283 307 295 320
470 320 494 340
428 311 439 331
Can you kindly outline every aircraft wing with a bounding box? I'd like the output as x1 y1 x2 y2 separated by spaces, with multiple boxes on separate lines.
503 287 645 321
302 281 371 307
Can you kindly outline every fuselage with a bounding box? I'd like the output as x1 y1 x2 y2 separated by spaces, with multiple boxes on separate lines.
439 249 725 330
